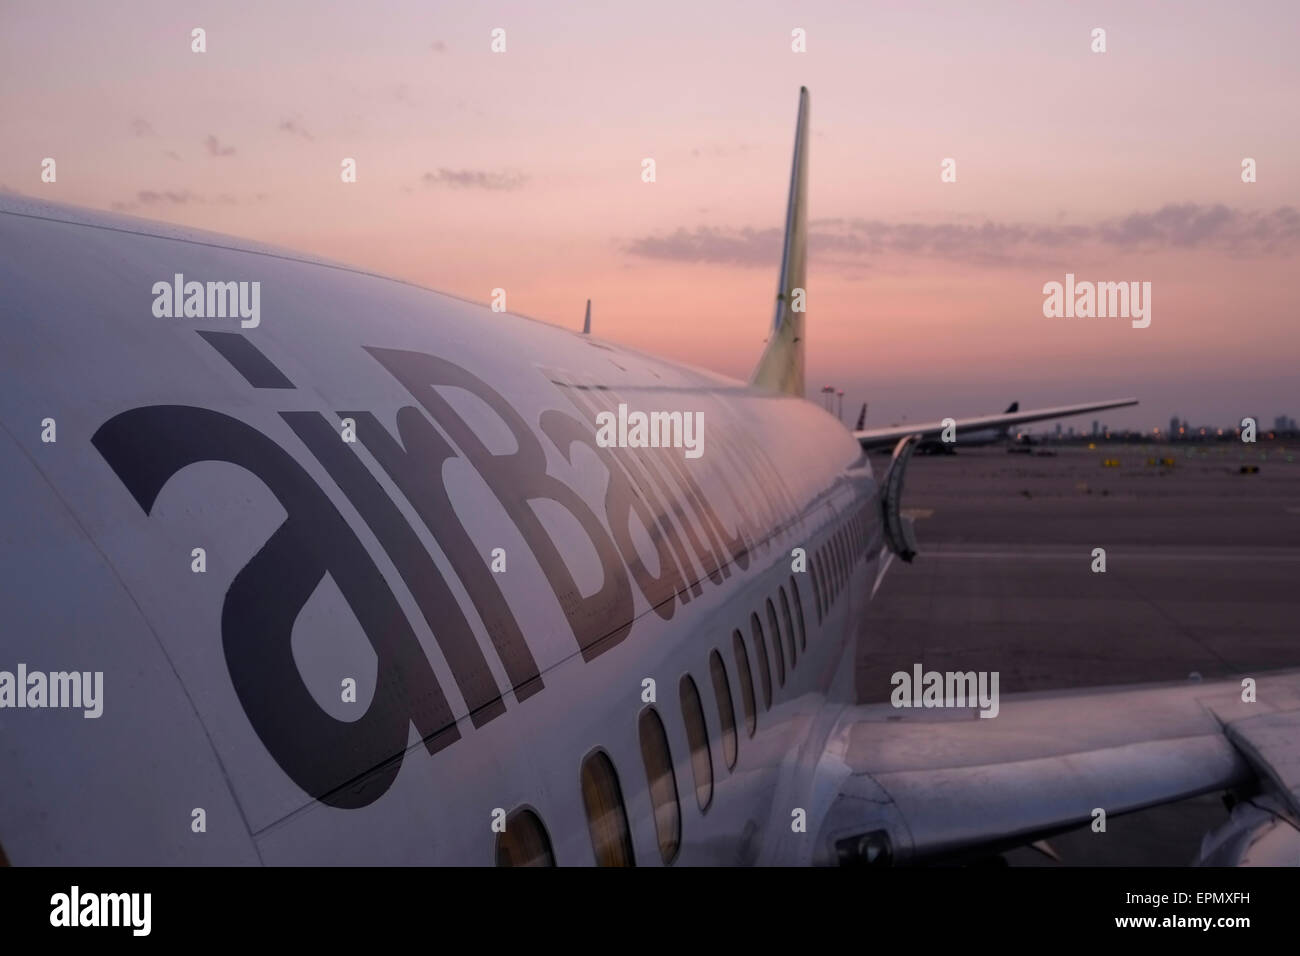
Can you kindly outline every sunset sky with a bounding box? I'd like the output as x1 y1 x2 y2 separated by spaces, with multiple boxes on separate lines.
3 0 1297 431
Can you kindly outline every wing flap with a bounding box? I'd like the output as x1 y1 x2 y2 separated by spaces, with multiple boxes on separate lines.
815 670 1300 864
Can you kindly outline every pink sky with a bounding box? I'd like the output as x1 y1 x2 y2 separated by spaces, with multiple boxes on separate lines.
3 0 1297 431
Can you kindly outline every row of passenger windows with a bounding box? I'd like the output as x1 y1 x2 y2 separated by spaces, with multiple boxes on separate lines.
810 503 872 624
497 507 871 865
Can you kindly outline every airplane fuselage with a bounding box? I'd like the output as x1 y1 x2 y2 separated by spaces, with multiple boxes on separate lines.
0 199 882 865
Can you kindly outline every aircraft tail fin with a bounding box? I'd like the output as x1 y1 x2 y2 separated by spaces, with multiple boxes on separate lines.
855 402 868 431
1000 401 1019 436
749 87 809 397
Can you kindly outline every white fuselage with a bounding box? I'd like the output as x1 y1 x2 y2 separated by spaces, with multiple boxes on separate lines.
0 199 881 865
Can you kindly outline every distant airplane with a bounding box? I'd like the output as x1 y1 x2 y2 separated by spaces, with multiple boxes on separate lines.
857 398 1140 454
858 400 1075 454
959 401 1021 447
1 88 1295 867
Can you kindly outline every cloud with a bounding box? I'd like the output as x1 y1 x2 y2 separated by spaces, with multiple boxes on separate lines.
278 118 314 141
626 226 782 267
109 189 268 212
204 134 236 157
625 204 1300 272
431 40 447 53
1096 203 1300 251
690 142 753 160
136 189 200 205
421 168 527 191
110 189 202 211
130 118 154 137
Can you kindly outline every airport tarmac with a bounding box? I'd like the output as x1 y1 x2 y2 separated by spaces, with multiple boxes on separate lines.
857 441 1300 865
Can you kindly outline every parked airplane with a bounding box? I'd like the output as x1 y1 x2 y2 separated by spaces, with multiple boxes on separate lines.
972 402 1021 445
1 88 1296 866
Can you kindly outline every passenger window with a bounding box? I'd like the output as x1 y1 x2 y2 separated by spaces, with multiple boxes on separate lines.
679 676 714 811
580 750 635 866
788 576 807 649
709 650 738 770
771 596 794 671
810 554 824 622
815 552 827 609
766 598 786 684
732 630 757 737
638 707 681 864
495 807 556 866
749 613 773 709
779 586 798 660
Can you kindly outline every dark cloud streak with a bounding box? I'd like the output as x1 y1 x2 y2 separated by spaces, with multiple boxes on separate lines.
627 204 1300 272
277 119 314 141
421 168 527 191
204 135 236 157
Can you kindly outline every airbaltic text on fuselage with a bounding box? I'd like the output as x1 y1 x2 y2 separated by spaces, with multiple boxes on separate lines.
92 341 803 807
594 403 705 459
152 273 260 327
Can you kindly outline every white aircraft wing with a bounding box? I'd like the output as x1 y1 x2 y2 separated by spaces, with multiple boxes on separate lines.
853 398 1139 450
813 669 1300 864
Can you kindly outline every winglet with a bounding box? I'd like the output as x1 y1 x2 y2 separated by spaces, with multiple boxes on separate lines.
749 87 809 397
582 299 591 334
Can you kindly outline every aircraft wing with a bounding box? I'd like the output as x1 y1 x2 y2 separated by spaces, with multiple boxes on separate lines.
853 398 1138 450
812 669 1300 864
